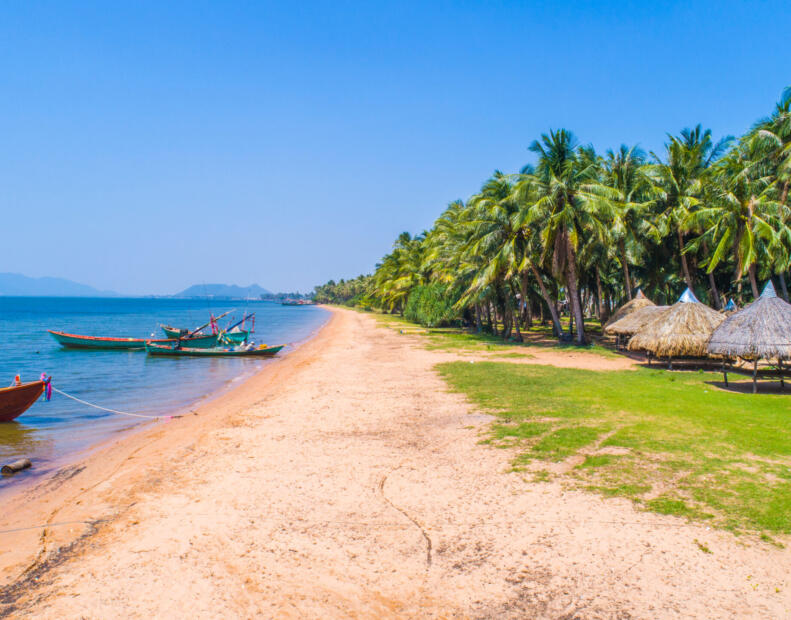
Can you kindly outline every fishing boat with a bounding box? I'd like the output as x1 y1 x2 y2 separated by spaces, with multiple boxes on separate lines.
161 325 249 343
160 311 254 343
0 381 45 423
48 331 175 350
48 330 241 350
145 342 284 357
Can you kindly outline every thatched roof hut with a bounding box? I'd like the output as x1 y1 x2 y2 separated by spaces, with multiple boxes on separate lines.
604 304 670 336
628 288 725 358
604 289 654 328
708 282 791 361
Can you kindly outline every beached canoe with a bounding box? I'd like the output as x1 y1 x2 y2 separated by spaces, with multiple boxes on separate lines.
0 381 45 423
145 342 285 357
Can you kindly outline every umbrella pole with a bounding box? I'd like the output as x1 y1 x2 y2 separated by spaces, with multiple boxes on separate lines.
752 359 758 394
722 359 728 388
780 359 785 390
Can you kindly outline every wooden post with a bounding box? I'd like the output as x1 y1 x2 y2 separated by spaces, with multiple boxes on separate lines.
753 359 758 394
668 357 673 371
722 359 728 388
779 359 785 390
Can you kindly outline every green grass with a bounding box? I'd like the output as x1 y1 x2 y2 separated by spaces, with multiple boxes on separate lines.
437 361 791 536
372 311 621 361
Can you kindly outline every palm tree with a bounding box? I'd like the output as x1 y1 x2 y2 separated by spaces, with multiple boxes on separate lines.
647 125 731 291
528 129 607 344
748 86 791 299
689 141 780 298
591 145 660 301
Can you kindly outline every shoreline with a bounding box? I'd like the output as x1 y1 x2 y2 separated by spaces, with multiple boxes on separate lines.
0 309 330 503
1 306 789 618
0 309 336 588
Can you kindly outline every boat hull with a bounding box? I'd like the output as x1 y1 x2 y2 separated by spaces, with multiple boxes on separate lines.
145 343 284 357
48 330 242 350
0 381 45 423
48 330 173 350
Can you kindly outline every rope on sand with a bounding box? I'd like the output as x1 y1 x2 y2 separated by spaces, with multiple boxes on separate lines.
51 387 178 420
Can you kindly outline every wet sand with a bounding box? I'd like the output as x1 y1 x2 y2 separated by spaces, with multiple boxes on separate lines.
0 307 789 618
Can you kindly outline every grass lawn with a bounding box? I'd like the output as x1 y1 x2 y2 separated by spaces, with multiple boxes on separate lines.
438 361 791 539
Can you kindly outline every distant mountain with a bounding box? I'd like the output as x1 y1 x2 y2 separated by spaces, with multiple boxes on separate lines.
0 272 119 297
175 283 271 299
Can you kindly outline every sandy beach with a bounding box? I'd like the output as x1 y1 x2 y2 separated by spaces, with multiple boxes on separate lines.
0 306 789 618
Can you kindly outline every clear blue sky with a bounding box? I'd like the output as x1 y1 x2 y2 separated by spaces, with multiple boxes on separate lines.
0 1 788 295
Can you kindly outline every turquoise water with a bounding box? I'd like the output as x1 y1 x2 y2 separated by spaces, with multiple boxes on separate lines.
0 298 327 489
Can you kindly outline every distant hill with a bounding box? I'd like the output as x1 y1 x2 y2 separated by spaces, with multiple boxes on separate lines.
0 272 119 297
175 283 271 299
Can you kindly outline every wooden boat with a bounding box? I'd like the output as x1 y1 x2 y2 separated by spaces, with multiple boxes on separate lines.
49 330 175 350
0 381 45 423
48 330 240 350
161 325 249 344
145 342 285 357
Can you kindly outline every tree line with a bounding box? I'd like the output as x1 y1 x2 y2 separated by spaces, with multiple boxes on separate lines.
314 87 791 344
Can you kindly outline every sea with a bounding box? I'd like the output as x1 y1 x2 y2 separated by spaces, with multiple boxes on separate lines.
0 297 328 490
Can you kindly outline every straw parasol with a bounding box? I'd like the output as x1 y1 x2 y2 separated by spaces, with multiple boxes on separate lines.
604 304 670 336
628 288 725 360
708 281 791 361
604 289 654 328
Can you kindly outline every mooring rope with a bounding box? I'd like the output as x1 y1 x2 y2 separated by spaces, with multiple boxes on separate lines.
51 387 176 420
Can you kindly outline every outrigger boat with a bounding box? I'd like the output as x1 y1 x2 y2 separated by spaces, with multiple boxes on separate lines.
0 381 46 423
48 330 244 350
145 342 284 357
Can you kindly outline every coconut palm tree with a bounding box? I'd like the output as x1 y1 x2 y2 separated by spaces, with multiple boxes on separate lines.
527 129 609 344
688 141 781 298
647 125 731 291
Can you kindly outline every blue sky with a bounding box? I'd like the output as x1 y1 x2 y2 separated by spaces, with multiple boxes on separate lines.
0 1 788 295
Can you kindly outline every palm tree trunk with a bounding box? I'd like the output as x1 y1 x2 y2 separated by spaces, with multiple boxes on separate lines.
619 242 632 300
475 305 482 333
565 235 586 345
529 263 562 337
595 268 608 323
707 270 722 309
677 228 694 289
509 284 522 341
748 264 759 299
701 241 721 309
779 273 790 302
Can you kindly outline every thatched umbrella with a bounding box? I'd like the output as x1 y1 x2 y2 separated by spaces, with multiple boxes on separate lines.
628 288 725 367
708 281 791 392
604 305 670 349
604 289 654 329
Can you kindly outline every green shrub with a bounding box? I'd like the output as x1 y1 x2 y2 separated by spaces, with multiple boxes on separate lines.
404 283 458 327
